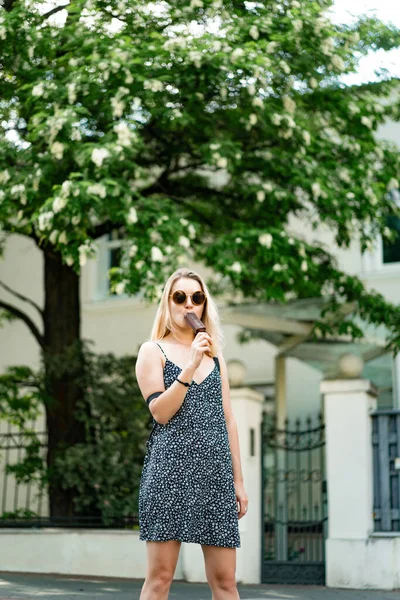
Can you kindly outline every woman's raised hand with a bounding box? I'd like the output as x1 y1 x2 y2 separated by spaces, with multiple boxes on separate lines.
188 332 213 369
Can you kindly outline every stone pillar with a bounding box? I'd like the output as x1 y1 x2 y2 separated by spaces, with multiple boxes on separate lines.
181 385 264 585
321 379 377 588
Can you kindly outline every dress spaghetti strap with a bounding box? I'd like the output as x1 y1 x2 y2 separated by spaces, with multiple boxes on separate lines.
154 341 168 359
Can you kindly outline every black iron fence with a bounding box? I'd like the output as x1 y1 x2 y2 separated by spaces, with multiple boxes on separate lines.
0 422 139 529
261 413 327 585
372 409 400 532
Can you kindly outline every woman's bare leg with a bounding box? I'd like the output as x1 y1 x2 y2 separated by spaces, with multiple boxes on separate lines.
139 540 181 600
201 544 240 600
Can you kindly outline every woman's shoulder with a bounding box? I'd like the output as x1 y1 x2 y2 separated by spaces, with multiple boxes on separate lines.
138 340 162 357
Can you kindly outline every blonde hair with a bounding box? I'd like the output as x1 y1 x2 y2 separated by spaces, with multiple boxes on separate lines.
149 268 224 357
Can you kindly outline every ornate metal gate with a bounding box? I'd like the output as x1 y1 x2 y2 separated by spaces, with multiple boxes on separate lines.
261 413 327 585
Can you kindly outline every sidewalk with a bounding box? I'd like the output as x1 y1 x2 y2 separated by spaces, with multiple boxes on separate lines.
0 573 398 599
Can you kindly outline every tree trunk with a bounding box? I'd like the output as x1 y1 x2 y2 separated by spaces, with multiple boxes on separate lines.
43 250 86 519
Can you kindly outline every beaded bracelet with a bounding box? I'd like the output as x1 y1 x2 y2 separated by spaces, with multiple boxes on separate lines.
176 377 192 388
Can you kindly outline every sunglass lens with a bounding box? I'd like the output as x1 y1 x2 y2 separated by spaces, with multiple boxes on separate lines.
173 291 186 304
193 292 205 305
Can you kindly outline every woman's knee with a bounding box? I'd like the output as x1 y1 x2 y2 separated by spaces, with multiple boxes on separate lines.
209 572 237 593
147 568 174 592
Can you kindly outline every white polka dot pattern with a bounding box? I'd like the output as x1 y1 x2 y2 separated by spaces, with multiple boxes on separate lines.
138 343 241 548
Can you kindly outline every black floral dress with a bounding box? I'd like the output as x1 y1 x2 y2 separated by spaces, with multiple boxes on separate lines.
138 342 240 548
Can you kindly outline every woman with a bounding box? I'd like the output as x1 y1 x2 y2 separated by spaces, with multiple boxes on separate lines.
135 267 248 600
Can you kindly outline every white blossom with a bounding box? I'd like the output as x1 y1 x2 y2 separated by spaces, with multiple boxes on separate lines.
387 178 399 191
32 82 45 97
348 102 360 115
249 114 257 126
87 183 107 198
229 262 242 273
259 233 273 248
127 206 138 224
115 281 126 295
293 20 303 32
249 25 259 40
252 97 264 108
302 130 311 145
231 48 245 62
188 224 196 239
283 96 296 114
91 148 110 167
312 182 322 198
111 97 125 117
127 244 137 257
219 87 227 100
272 263 282 272
61 180 72 197
257 190 265 203
0 170 10 184
71 128 82 141
262 182 274 192
72 215 81 225
135 260 145 270
310 78 318 89
67 82 77 104
321 37 334 55
247 84 256 96
271 113 282 126
267 42 277 54
11 184 25 195
59 231 68 244
50 142 64 160
331 55 345 72
216 156 228 169
190 0 203 7
349 31 360 44
53 195 67 213
189 50 202 68
49 230 58 244
38 212 53 231
279 60 291 74
151 246 164 262
301 260 308 272
65 256 74 267
143 79 164 92
179 235 190 248
361 116 373 129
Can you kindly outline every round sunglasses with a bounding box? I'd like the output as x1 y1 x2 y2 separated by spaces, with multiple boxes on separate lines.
169 290 206 306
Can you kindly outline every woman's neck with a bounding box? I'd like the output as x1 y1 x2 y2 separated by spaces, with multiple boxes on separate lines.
165 332 194 346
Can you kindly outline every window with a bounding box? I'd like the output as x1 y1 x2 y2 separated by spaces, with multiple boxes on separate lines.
361 190 400 276
90 230 143 302
382 214 400 264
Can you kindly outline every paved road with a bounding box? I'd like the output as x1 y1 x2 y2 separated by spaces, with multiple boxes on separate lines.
0 573 398 599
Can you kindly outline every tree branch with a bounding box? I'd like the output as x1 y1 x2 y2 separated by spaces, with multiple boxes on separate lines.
0 280 44 319
42 3 70 20
0 300 44 348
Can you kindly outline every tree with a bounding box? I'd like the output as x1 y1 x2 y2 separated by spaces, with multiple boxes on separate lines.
1 0 400 515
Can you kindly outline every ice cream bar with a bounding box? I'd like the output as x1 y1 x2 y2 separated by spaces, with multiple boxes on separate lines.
184 312 207 335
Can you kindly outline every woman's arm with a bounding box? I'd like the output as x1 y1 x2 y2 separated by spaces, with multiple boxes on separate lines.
218 352 248 518
136 341 196 425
